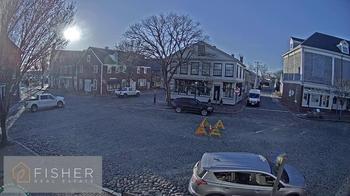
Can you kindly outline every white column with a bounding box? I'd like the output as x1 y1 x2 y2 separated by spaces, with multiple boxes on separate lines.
300 48 303 81
331 57 335 86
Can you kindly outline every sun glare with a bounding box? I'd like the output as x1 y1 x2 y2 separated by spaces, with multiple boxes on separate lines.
63 26 81 42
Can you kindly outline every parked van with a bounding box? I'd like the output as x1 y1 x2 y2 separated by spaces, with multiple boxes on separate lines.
247 89 261 106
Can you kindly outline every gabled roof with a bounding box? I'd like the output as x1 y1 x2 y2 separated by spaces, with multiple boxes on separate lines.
201 152 271 173
199 41 246 67
51 50 83 66
300 32 350 56
291 37 305 43
89 47 117 64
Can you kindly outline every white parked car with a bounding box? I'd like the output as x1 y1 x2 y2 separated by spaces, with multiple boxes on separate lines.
114 87 140 97
25 93 65 112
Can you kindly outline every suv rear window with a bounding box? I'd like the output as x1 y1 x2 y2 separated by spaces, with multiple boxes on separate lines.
196 161 206 178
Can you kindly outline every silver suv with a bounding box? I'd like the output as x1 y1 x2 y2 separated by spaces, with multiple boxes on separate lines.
188 152 306 196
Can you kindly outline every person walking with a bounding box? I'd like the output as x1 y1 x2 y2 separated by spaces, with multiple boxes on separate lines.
153 89 157 104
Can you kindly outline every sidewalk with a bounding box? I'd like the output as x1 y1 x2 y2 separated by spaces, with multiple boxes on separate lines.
296 112 350 123
214 97 247 114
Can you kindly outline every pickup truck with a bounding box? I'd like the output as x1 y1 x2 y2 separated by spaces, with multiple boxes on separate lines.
25 93 65 112
114 87 140 97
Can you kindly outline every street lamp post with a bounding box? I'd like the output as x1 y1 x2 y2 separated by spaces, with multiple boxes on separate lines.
194 81 198 99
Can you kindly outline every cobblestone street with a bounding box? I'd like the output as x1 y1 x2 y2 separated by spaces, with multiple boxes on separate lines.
7 90 350 196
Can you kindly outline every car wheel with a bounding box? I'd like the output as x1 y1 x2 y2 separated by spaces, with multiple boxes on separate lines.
57 101 64 108
31 105 38 112
201 109 208 116
175 107 182 113
286 194 299 196
136 92 140 97
123 93 128 98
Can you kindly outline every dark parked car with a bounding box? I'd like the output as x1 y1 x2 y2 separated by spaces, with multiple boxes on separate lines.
171 97 214 116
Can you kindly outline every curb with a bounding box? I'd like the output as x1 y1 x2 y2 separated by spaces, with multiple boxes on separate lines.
295 115 350 123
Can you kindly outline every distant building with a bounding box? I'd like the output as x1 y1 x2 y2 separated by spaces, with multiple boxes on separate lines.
282 32 350 111
148 61 162 88
170 42 246 105
0 35 21 100
49 50 83 90
244 69 256 91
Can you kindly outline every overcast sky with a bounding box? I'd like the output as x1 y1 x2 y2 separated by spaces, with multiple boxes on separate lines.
66 0 350 71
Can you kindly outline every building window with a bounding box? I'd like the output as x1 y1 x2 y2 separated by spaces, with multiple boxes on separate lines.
107 66 112 74
223 82 234 98
144 67 148 74
107 84 114 91
198 44 205 56
92 79 97 90
174 79 211 96
333 97 337 104
137 66 141 74
236 66 239 78
93 65 98 73
79 65 84 73
191 62 199 75
202 62 210 76
87 55 91 63
213 63 222 76
180 63 188 75
342 45 349 54
116 65 122 73
111 66 116 73
225 64 234 77
339 40 349 54
138 78 147 87
239 67 242 79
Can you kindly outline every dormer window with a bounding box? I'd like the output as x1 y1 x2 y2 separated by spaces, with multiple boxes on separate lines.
338 40 349 54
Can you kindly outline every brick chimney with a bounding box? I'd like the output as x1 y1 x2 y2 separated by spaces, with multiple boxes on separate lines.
239 56 244 63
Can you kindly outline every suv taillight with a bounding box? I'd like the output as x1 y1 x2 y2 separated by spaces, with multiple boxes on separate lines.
194 178 207 186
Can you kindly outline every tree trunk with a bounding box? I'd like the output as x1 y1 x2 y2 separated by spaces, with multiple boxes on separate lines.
0 114 8 146
164 82 171 105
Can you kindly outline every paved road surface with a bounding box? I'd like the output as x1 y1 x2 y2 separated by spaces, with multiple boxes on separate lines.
8 89 350 195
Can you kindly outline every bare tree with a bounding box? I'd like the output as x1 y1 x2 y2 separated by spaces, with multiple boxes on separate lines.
249 61 268 88
333 79 350 119
0 0 75 146
122 13 205 104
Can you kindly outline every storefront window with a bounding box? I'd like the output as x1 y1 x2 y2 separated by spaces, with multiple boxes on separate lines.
174 79 211 96
223 82 234 98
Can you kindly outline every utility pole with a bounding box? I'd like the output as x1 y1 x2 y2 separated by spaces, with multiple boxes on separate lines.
254 61 261 89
